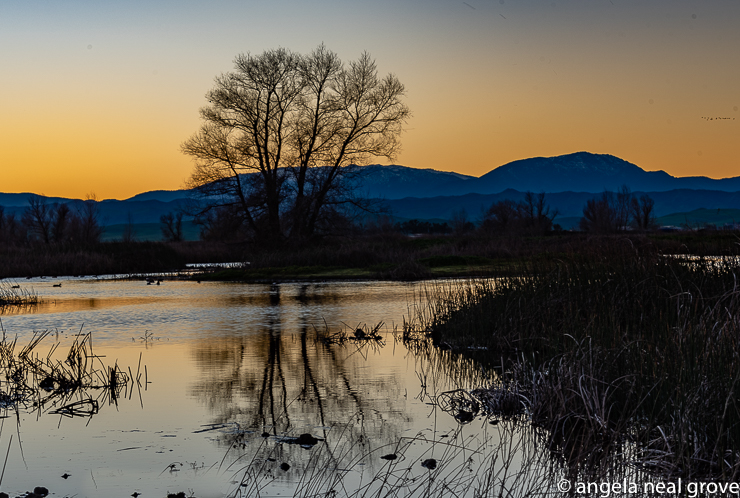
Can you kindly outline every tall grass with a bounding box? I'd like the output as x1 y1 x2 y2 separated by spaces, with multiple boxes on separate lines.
0 282 38 307
405 243 740 482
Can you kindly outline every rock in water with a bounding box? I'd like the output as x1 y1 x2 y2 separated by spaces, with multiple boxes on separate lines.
296 433 319 446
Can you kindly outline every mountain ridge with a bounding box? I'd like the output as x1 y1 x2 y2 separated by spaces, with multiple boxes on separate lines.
3 152 740 230
4 152 740 206
356 152 740 197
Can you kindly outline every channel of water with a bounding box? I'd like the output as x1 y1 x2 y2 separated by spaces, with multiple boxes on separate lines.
0 277 547 497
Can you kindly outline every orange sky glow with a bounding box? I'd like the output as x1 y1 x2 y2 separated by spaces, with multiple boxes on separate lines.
1 0 738 200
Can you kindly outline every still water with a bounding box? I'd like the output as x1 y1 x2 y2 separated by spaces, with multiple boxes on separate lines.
0 278 516 498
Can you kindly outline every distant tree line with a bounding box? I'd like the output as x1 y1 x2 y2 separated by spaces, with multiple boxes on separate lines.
580 186 656 233
185 187 659 242
480 192 558 236
0 196 103 247
379 188 656 239
0 186 658 249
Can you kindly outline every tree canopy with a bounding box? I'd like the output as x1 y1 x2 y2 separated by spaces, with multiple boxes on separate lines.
182 45 410 245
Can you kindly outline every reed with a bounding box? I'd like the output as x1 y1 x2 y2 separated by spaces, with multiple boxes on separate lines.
0 282 38 307
0 328 136 421
405 244 740 482
228 415 560 498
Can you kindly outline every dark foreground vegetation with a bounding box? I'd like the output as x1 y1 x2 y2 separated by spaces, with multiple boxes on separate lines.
406 238 740 484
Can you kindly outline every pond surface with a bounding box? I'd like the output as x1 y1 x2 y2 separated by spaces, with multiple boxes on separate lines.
0 278 515 498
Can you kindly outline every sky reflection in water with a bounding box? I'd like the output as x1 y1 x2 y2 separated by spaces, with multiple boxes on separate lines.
0 279 495 497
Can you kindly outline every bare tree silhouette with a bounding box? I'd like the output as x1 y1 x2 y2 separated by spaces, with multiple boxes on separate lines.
23 195 53 244
182 45 409 246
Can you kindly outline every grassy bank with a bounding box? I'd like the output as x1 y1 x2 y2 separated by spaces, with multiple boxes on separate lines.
3 231 740 281
192 232 619 281
197 231 740 281
406 241 740 482
0 241 242 278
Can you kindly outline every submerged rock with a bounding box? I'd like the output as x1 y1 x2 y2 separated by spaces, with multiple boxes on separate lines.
275 432 324 448
295 433 319 446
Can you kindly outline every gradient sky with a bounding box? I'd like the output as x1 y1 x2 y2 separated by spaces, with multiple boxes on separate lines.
1 0 739 200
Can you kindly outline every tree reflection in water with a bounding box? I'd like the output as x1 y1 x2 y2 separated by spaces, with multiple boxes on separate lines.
189 283 407 486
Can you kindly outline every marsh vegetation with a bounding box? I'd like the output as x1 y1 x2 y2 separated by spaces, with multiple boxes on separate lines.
405 239 740 487
0 328 139 422
0 282 38 307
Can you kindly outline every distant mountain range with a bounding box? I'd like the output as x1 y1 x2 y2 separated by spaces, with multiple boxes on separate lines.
353 152 740 198
475 153 740 194
3 152 740 236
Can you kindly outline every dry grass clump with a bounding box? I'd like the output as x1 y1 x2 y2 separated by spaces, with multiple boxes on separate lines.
0 282 38 307
316 322 386 345
0 328 136 420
